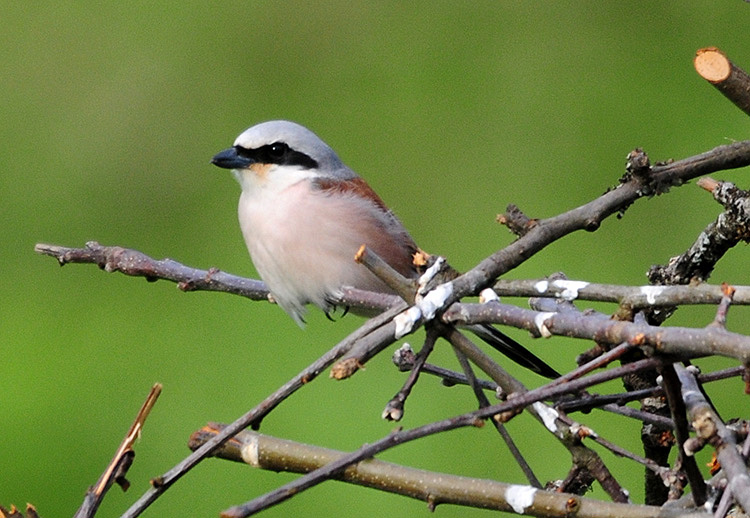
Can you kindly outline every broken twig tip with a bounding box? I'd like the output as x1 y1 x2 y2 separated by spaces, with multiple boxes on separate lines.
354 244 367 264
697 177 720 192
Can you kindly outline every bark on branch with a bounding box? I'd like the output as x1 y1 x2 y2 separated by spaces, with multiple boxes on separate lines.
442 299 750 363
189 424 707 518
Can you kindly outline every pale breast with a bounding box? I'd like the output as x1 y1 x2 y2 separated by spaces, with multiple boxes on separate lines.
237 179 418 322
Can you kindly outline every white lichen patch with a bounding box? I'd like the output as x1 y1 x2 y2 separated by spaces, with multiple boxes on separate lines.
534 312 555 338
532 402 559 434
394 306 422 339
552 279 589 301
418 282 453 320
505 484 536 514
417 256 445 294
479 288 499 303
639 285 665 305
240 434 260 467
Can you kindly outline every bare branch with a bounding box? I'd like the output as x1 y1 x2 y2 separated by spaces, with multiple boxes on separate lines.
442 300 750 363
391 343 499 392
34 241 405 317
190 425 706 518
449 140 750 302
711 284 736 329
493 278 750 308
34 242 269 301
37 240 750 316
558 366 744 414
354 244 416 303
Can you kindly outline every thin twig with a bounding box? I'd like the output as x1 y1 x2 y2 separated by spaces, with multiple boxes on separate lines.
451 344 541 488
597 404 675 429
390 344 499 391
713 420 750 518
354 244 416 303
659 364 708 506
711 284 736 329
558 366 744 413
74 383 162 518
382 327 439 421
120 306 402 518
676 364 750 514
34 242 269 300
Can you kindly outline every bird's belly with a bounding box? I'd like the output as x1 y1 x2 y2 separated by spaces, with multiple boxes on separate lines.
238 182 397 317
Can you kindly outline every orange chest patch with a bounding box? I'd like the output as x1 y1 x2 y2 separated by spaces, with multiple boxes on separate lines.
249 163 273 178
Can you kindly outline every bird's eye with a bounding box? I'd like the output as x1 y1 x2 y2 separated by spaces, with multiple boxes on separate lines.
268 143 287 160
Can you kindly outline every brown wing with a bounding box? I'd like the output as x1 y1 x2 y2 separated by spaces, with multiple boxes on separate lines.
312 176 420 279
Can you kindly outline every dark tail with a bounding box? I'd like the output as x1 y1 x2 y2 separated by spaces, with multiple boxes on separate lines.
469 324 560 379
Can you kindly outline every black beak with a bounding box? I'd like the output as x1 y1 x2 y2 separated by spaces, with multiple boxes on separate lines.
211 147 254 169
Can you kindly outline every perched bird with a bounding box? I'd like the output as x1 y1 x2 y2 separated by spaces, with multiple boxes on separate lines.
212 120 558 378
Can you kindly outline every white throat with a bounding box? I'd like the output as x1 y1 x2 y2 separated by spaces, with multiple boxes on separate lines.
232 164 319 199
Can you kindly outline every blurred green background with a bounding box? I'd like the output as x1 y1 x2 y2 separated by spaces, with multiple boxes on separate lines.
3 2 750 517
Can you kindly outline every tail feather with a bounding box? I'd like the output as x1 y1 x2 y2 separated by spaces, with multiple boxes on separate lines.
469 324 560 379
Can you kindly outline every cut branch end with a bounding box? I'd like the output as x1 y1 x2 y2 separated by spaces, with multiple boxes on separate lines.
694 47 731 83
694 46 750 117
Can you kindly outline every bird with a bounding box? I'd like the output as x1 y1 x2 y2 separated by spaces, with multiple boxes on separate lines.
211 120 559 378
